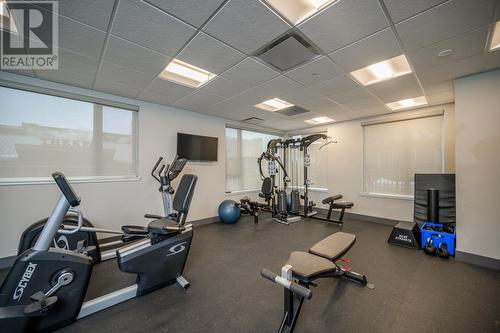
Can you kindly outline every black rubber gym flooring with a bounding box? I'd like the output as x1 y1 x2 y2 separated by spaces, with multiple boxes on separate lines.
3 215 500 332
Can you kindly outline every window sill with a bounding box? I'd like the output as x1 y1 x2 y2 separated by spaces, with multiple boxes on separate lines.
0 176 141 186
225 189 261 196
225 187 329 196
360 192 413 201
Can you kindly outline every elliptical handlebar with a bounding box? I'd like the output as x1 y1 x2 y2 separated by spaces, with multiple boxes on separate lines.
151 157 164 183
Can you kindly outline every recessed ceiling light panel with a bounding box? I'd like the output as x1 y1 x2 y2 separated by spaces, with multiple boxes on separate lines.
265 0 337 25
304 116 334 124
255 98 294 112
159 59 216 88
350 55 412 86
489 21 500 52
386 96 428 110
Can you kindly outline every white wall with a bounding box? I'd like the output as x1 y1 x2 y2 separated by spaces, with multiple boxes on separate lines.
455 70 500 260
297 104 456 222
0 72 272 258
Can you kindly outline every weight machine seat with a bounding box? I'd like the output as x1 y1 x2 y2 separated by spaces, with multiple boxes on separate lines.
322 196 354 209
286 251 337 280
309 232 356 262
322 195 343 204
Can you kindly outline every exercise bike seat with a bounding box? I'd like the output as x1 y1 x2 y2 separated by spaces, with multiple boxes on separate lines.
148 218 184 235
309 232 356 262
122 225 149 235
286 251 336 282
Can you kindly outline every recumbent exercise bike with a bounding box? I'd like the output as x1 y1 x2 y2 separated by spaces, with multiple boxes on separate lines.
0 171 197 332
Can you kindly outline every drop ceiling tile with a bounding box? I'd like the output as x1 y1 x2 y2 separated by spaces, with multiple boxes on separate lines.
222 57 279 87
177 32 245 74
200 76 248 98
203 0 291 54
300 97 346 114
54 0 115 31
395 0 495 51
54 48 100 76
482 50 500 71
367 74 423 102
209 97 247 114
298 0 388 53
57 16 107 58
309 75 359 98
99 62 155 90
140 78 195 105
421 80 454 95
426 90 455 105
243 75 304 105
173 99 207 112
329 28 402 72
409 27 489 72
104 36 171 76
94 79 143 99
341 105 389 119
112 0 196 56
175 89 225 108
383 0 447 23
335 94 381 111
146 0 225 28
36 69 95 89
418 54 484 83
285 56 343 87
282 89 324 105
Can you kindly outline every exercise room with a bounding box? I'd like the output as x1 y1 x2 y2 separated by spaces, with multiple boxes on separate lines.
0 0 499 332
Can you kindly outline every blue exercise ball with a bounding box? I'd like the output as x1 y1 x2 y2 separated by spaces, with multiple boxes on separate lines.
218 200 241 224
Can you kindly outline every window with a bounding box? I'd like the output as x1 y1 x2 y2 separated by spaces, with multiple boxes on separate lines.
225 127 279 193
290 133 328 190
0 86 138 182
363 115 443 197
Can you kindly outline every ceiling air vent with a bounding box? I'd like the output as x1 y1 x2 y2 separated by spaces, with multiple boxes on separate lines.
275 106 310 116
254 32 321 72
242 117 265 125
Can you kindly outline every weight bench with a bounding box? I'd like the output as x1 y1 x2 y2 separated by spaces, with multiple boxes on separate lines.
261 232 374 333
320 195 354 225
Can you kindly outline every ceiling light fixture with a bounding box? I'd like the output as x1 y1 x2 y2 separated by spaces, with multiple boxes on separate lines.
386 96 428 110
489 21 500 52
265 0 337 25
304 116 335 124
255 98 294 112
350 55 412 86
159 59 216 88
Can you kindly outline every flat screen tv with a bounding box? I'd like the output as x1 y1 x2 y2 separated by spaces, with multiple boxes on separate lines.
177 133 218 161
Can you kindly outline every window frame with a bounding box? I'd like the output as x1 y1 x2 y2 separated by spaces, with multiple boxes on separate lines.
0 80 140 185
224 125 282 194
360 109 445 200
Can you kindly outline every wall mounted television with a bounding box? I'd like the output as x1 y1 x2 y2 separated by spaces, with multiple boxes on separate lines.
177 133 218 162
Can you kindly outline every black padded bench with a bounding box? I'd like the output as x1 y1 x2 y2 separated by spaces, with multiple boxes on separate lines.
321 195 354 225
261 232 373 333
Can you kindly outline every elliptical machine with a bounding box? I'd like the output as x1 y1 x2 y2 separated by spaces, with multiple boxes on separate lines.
16 156 188 263
0 171 197 333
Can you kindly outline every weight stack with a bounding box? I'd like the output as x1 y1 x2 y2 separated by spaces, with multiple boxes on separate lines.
387 221 421 249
